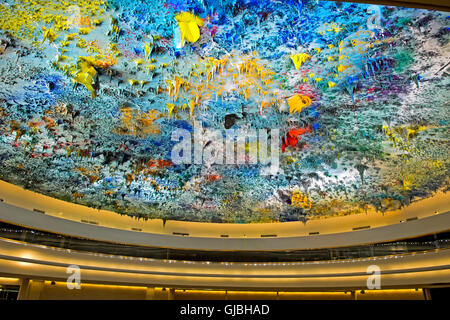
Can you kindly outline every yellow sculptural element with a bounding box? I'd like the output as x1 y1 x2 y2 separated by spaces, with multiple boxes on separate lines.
78 57 96 72
383 124 430 147
72 56 101 97
56 54 69 62
291 191 312 209
402 179 412 191
144 43 152 59
77 38 87 48
66 33 77 41
166 103 175 119
157 52 279 119
78 27 91 35
287 94 312 114
116 108 162 136
406 125 428 143
93 18 103 26
0 0 106 43
134 58 144 67
338 64 351 74
173 77 186 101
41 27 58 44
73 54 116 98
128 79 139 87
189 100 195 118
145 64 156 74
290 53 310 70
175 11 204 46
73 72 96 98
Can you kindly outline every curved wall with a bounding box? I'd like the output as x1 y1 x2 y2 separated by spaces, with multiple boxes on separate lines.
0 237 449 290
0 180 449 250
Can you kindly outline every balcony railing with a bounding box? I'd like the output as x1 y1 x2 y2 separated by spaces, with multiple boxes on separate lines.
0 221 449 263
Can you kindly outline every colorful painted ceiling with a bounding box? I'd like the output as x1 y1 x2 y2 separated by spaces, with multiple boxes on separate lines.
0 0 449 223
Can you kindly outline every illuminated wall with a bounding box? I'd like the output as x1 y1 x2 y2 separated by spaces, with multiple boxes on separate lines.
0 0 448 223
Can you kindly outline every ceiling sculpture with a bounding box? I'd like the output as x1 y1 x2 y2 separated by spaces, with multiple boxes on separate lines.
0 0 448 223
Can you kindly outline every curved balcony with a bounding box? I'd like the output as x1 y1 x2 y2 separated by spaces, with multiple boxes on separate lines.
1 180 449 251
0 236 449 293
